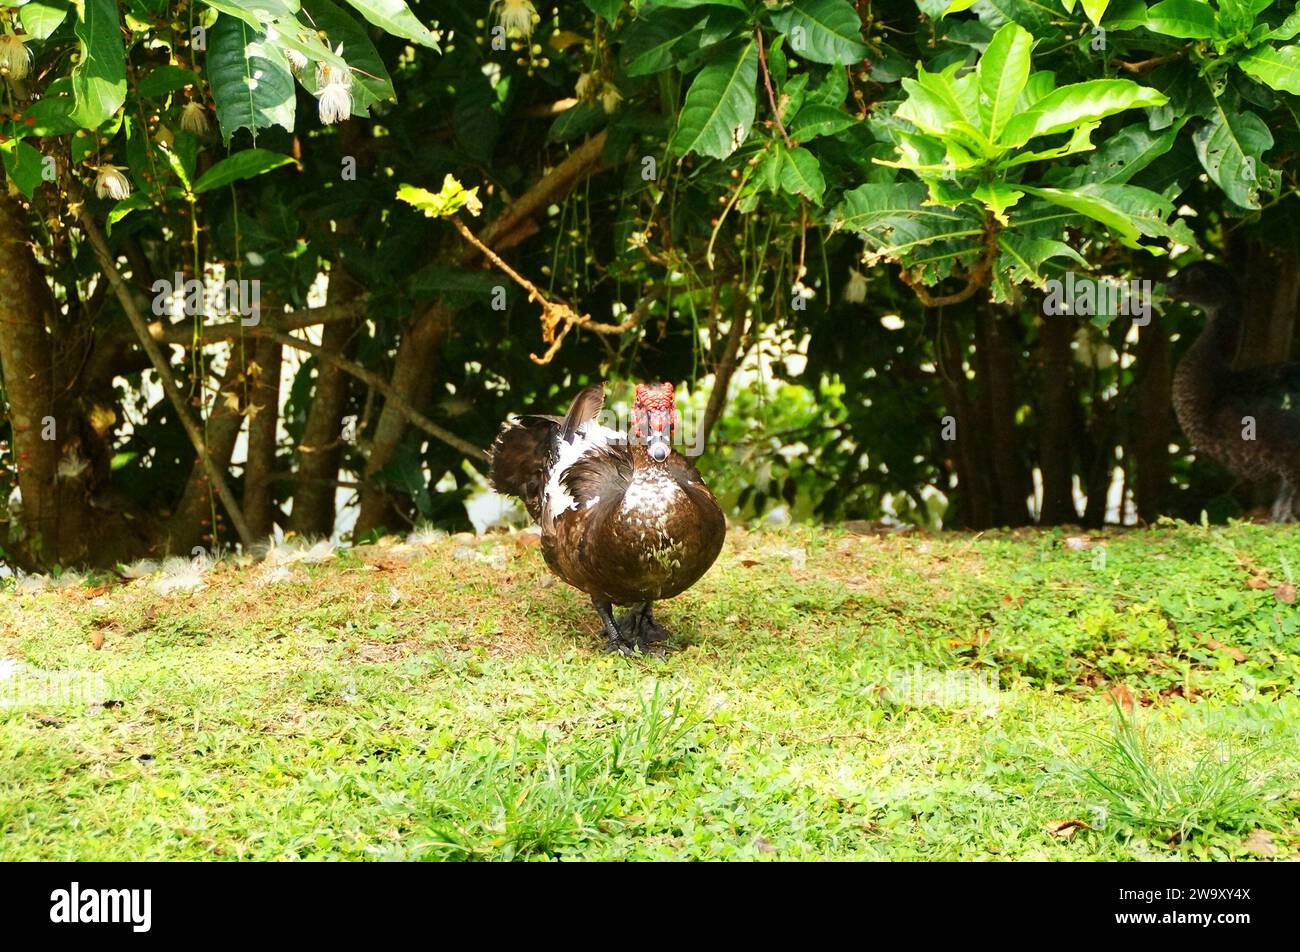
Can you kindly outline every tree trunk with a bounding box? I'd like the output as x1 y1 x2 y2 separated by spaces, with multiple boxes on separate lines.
1036 311 1077 524
1227 239 1299 509
0 195 127 567
973 303 1030 526
162 355 247 554
242 336 283 539
288 274 363 537
938 312 995 529
353 302 452 537
701 296 750 445
1133 313 1171 523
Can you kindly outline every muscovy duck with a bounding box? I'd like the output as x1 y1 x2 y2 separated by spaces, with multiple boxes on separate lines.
1167 261 1300 521
490 383 726 651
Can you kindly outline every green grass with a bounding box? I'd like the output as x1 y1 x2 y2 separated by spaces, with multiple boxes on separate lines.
1 523 1298 860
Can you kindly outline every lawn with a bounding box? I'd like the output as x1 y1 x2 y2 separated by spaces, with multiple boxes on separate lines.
1 523 1298 861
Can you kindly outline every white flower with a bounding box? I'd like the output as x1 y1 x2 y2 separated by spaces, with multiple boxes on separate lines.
317 83 353 124
315 47 354 126
575 71 600 102
0 34 33 82
56 448 88 480
491 0 538 37
600 83 622 114
844 268 868 304
180 102 210 135
93 164 132 201
285 48 309 73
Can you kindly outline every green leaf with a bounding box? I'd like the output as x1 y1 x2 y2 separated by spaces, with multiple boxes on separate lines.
1144 0 1217 39
1267 9 1300 42
397 176 482 219
1063 120 1183 186
669 37 759 159
1080 0 1110 24
1239 44 1300 95
621 9 704 75
20 0 69 39
972 181 1024 222
769 0 870 65
1019 183 1192 249
896 63 979 140
342 0 440 49
995 121 1098 169
71 0 127 129
200 0 300 29
193 149 296 193
22 96 80 136
832 182 985 254
137 65 203 99
548 101 607 143
996 233 1085 288
653 0 748 8
778 145 825 201
1192 102 1275 209
977 22 1033 142
207 14 297 143
787 103 857 140
106 191 156 230
1 140 46 199
999 79 1167 148
583 0 623 20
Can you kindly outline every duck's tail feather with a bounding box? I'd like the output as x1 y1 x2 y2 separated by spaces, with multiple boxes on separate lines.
489 417 558 521
560 384 605 443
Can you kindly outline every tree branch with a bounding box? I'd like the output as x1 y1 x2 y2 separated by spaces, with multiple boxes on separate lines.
252 325 489 464
148 296 370 346
70 181 255 551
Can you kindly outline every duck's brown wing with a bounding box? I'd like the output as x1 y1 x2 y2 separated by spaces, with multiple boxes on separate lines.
560 442 633 510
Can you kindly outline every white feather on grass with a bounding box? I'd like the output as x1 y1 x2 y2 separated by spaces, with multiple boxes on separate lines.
152 556 209 595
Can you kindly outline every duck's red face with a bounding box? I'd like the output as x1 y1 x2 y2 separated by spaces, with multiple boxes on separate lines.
633 382 676 463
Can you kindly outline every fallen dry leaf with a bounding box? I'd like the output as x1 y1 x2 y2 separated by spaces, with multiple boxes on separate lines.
1046 819 1090 839
1242 829 1276 857
740 559 760 568
90 629 105 650
1274 582 1296 604
1107 683 1135 714
1247 576 1271 590
1201 637 1247 663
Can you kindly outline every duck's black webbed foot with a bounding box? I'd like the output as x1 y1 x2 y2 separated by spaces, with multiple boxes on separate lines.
615 603 672 653
593 597 636 654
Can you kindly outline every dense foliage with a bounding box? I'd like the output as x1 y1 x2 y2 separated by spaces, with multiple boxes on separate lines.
1 0 1298 569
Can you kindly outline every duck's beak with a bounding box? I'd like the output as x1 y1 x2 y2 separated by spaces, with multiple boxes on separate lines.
648 435 670 463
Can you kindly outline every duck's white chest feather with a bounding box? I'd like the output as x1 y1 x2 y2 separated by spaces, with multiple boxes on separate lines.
620 468 681 533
